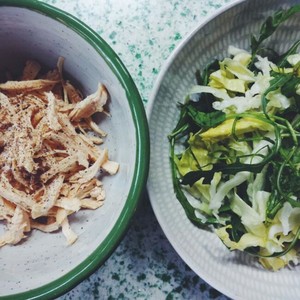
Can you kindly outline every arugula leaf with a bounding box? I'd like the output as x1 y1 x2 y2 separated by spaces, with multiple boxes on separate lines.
256 47 280 63
251 5 300 59
169 103 191 140
169 98 226 139
276 147 300 204
199 59 220 86
266 144 300 219
281 76 300 98
277 39 300 67
289 146 300 165
181 159 266 186
294 95 300 113
280 167 300 198
169 137 218 226
266 185 284 219
261 73 293 116
186 105 226 129
228 214 247 242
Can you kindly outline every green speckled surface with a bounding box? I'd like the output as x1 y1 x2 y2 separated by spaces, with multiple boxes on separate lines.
39 0 237 298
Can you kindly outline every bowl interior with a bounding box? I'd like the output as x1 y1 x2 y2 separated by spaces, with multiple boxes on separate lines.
148 0 300 299
0 4 146 298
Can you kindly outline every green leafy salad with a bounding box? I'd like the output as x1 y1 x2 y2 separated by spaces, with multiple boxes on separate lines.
169 5 300 271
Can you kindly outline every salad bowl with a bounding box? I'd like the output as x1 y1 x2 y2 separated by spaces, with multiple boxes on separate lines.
148 0 300 299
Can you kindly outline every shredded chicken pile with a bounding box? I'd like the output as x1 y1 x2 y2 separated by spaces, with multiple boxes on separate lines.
0 58 119 246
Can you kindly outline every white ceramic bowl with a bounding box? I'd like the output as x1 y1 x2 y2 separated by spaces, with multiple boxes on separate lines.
0 1 149 299
148 0 300 299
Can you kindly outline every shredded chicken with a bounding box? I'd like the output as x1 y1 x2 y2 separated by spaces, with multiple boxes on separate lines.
0 58 119 246
69 84 108 121
21 60 42 81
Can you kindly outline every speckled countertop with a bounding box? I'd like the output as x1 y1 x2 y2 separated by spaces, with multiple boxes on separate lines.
40 0 238 299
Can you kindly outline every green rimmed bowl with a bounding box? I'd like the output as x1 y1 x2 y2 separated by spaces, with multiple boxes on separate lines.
0 0 149 299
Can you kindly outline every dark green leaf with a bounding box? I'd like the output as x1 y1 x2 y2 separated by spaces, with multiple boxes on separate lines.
256 47 280 63
281 76 300 98
169 137 218 227
294 95 300 113
168 103 191 139
180 160 266 185
266 146 300 218
186 105 226 129
261 73 293 115
251 5 300 58
229 214 247 242
201 59 220 86
276 147 300 199
266 190 284 219
277 39 300 67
